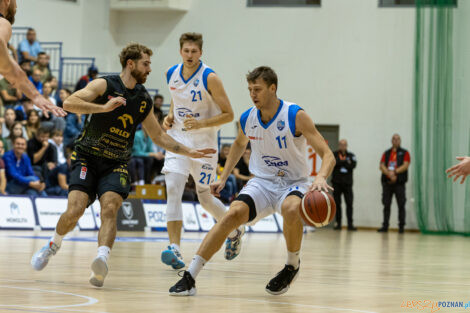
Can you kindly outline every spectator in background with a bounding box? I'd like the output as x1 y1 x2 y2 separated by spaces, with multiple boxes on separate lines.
0 124 7 150
40 82 65 131
19 60 32 77
49 129 65 165
378 134 410 234
25 109 40 140
32 52 51 83
217 143 237 203
17 28 42 64
64 112 83 148
14 99 34 123
153 94 164 122
233 146 253 190
0 140 5 194
27 126 57 181
0 77 22 108
48 77 61 105
7 42 18 63
74 66 98 91
332 139 357 231
46 148 71 196
57 88 71 108
29 68 43 94
129 128 163 185
1 108 17 138
3 136 46 196
6 121 27 151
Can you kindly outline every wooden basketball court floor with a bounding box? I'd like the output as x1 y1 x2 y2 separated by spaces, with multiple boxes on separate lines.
0 229 468 313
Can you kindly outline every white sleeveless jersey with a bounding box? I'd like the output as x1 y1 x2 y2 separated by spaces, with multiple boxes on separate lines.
166 62 221 148
240 100 309 181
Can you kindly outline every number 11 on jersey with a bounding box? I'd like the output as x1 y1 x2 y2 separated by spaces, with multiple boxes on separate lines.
276 136 287 149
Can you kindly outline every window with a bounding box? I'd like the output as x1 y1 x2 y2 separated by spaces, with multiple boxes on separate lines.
248 0 320 7
379 0 457 7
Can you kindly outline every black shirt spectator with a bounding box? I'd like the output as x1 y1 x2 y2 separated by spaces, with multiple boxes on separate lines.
27 127 57 181
233 147 253 190
153 94 164 123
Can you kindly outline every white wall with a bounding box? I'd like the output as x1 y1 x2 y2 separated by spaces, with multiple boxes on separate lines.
15 0 417 229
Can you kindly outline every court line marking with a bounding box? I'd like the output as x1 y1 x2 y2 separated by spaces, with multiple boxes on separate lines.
0 285 103 312
0 279 377 313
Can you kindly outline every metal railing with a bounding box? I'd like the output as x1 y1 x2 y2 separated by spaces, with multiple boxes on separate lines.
59 57 95 90
10 27 29 50
40 42 62 79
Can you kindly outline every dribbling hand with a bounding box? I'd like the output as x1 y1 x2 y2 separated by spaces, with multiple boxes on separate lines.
210 180 226 197
33 95 67 118
163 115 174 130
102 97 126 113
310 176 334 193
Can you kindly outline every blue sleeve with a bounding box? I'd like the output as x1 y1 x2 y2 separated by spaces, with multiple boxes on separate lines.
288 104 303 137
58 164 68 175
166 65 178 84
18 40 28 52
239 108 253 135
202 68 215 91
23 155 37 179
3 153 35 186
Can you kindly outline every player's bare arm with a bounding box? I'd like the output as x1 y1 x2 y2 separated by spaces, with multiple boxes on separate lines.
295 110 335 192
211 126 249 197
63 79 126 114
183 73 234 130
142 108 215 159
0 19 66 118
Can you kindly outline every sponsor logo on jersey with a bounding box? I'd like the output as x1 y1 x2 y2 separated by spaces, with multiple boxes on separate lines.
276 170 286 177
251 125 258 129
262 155 289 167
248 136 262 140
194 79 200 87
201 164 214 171
118 114 134 128
80 166 87 180
109 127 130 138
176 107 200 118
277 120 285 131
170 87 176 90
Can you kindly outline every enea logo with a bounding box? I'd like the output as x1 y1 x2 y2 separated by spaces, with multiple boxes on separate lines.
262 156 289 167
201 164 213 171
176 108 200 118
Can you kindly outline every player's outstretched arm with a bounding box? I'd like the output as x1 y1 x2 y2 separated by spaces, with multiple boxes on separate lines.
446 156 470 184
183 73 234 130
142 109 216 159
296 110 336 192
0 20 66 118
211 126 249 197
63 79 125 114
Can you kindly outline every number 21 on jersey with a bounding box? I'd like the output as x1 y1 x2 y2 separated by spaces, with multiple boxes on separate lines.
191 90 202 102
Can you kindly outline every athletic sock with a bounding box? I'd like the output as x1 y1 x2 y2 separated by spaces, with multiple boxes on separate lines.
97 246 111 262
51 231 64 247
170 243 180 252
187 255 206 279
287 250 300 269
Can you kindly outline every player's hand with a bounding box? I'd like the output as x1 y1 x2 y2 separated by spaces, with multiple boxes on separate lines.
163 115 174 130
102 97 126 113
186 148 217 159
32 95 67 118
446 156 470 184
184 116 202 130
310 176 333 193
210 180 226 197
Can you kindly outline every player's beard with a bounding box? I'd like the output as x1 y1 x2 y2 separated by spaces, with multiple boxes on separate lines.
5 2 16 24
131 69 148 84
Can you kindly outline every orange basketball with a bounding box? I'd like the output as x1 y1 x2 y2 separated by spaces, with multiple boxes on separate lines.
299 190 336 227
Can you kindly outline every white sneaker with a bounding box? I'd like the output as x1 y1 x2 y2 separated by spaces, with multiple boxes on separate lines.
225 226 245 260
89 256 108 287
31 242 60 271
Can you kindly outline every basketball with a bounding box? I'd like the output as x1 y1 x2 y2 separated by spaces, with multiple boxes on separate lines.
299 190 336 227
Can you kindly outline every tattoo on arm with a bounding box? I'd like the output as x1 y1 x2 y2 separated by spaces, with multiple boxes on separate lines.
173 144 180 152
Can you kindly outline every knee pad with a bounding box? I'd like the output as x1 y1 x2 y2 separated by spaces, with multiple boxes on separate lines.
165 172 187 221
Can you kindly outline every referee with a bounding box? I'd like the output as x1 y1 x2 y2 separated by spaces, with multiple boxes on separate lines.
332 139 357 231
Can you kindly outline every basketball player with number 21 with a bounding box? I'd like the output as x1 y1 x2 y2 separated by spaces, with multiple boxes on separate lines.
169 66 336 296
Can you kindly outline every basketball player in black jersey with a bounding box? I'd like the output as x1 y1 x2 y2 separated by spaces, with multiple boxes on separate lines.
0 0 65 118
31 43 215 287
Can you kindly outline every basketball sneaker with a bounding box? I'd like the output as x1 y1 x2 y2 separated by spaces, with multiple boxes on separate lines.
224 226 245 260
169 271 196 296
31 241 60 271
161 246 185 269
265 263 300 295
89 256 108 287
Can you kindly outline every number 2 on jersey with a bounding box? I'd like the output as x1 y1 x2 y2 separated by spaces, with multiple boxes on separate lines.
191 90 202 102
199 172 212 184
276 136 287 149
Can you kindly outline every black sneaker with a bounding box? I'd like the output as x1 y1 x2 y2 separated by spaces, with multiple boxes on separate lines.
377 227 388 233
265 264 299 295
333 225 342 230
347 226 357 231
169 271 196 296
399 227 404 234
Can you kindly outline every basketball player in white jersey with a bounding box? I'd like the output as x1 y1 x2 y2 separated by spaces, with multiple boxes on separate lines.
169 66 336 296
161 33 244 269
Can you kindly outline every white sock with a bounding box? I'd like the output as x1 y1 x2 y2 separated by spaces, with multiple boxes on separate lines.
138 179 144 186
97 246 111 262
228 229 238 239
287 250 300 269
51 232 64 247
170 243 180 252
188 255 206 279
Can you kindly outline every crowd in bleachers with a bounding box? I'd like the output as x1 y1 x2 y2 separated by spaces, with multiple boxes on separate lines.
0 28 253 200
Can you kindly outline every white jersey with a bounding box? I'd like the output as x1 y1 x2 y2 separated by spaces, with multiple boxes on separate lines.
240 100 309 181
166 61 221 148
